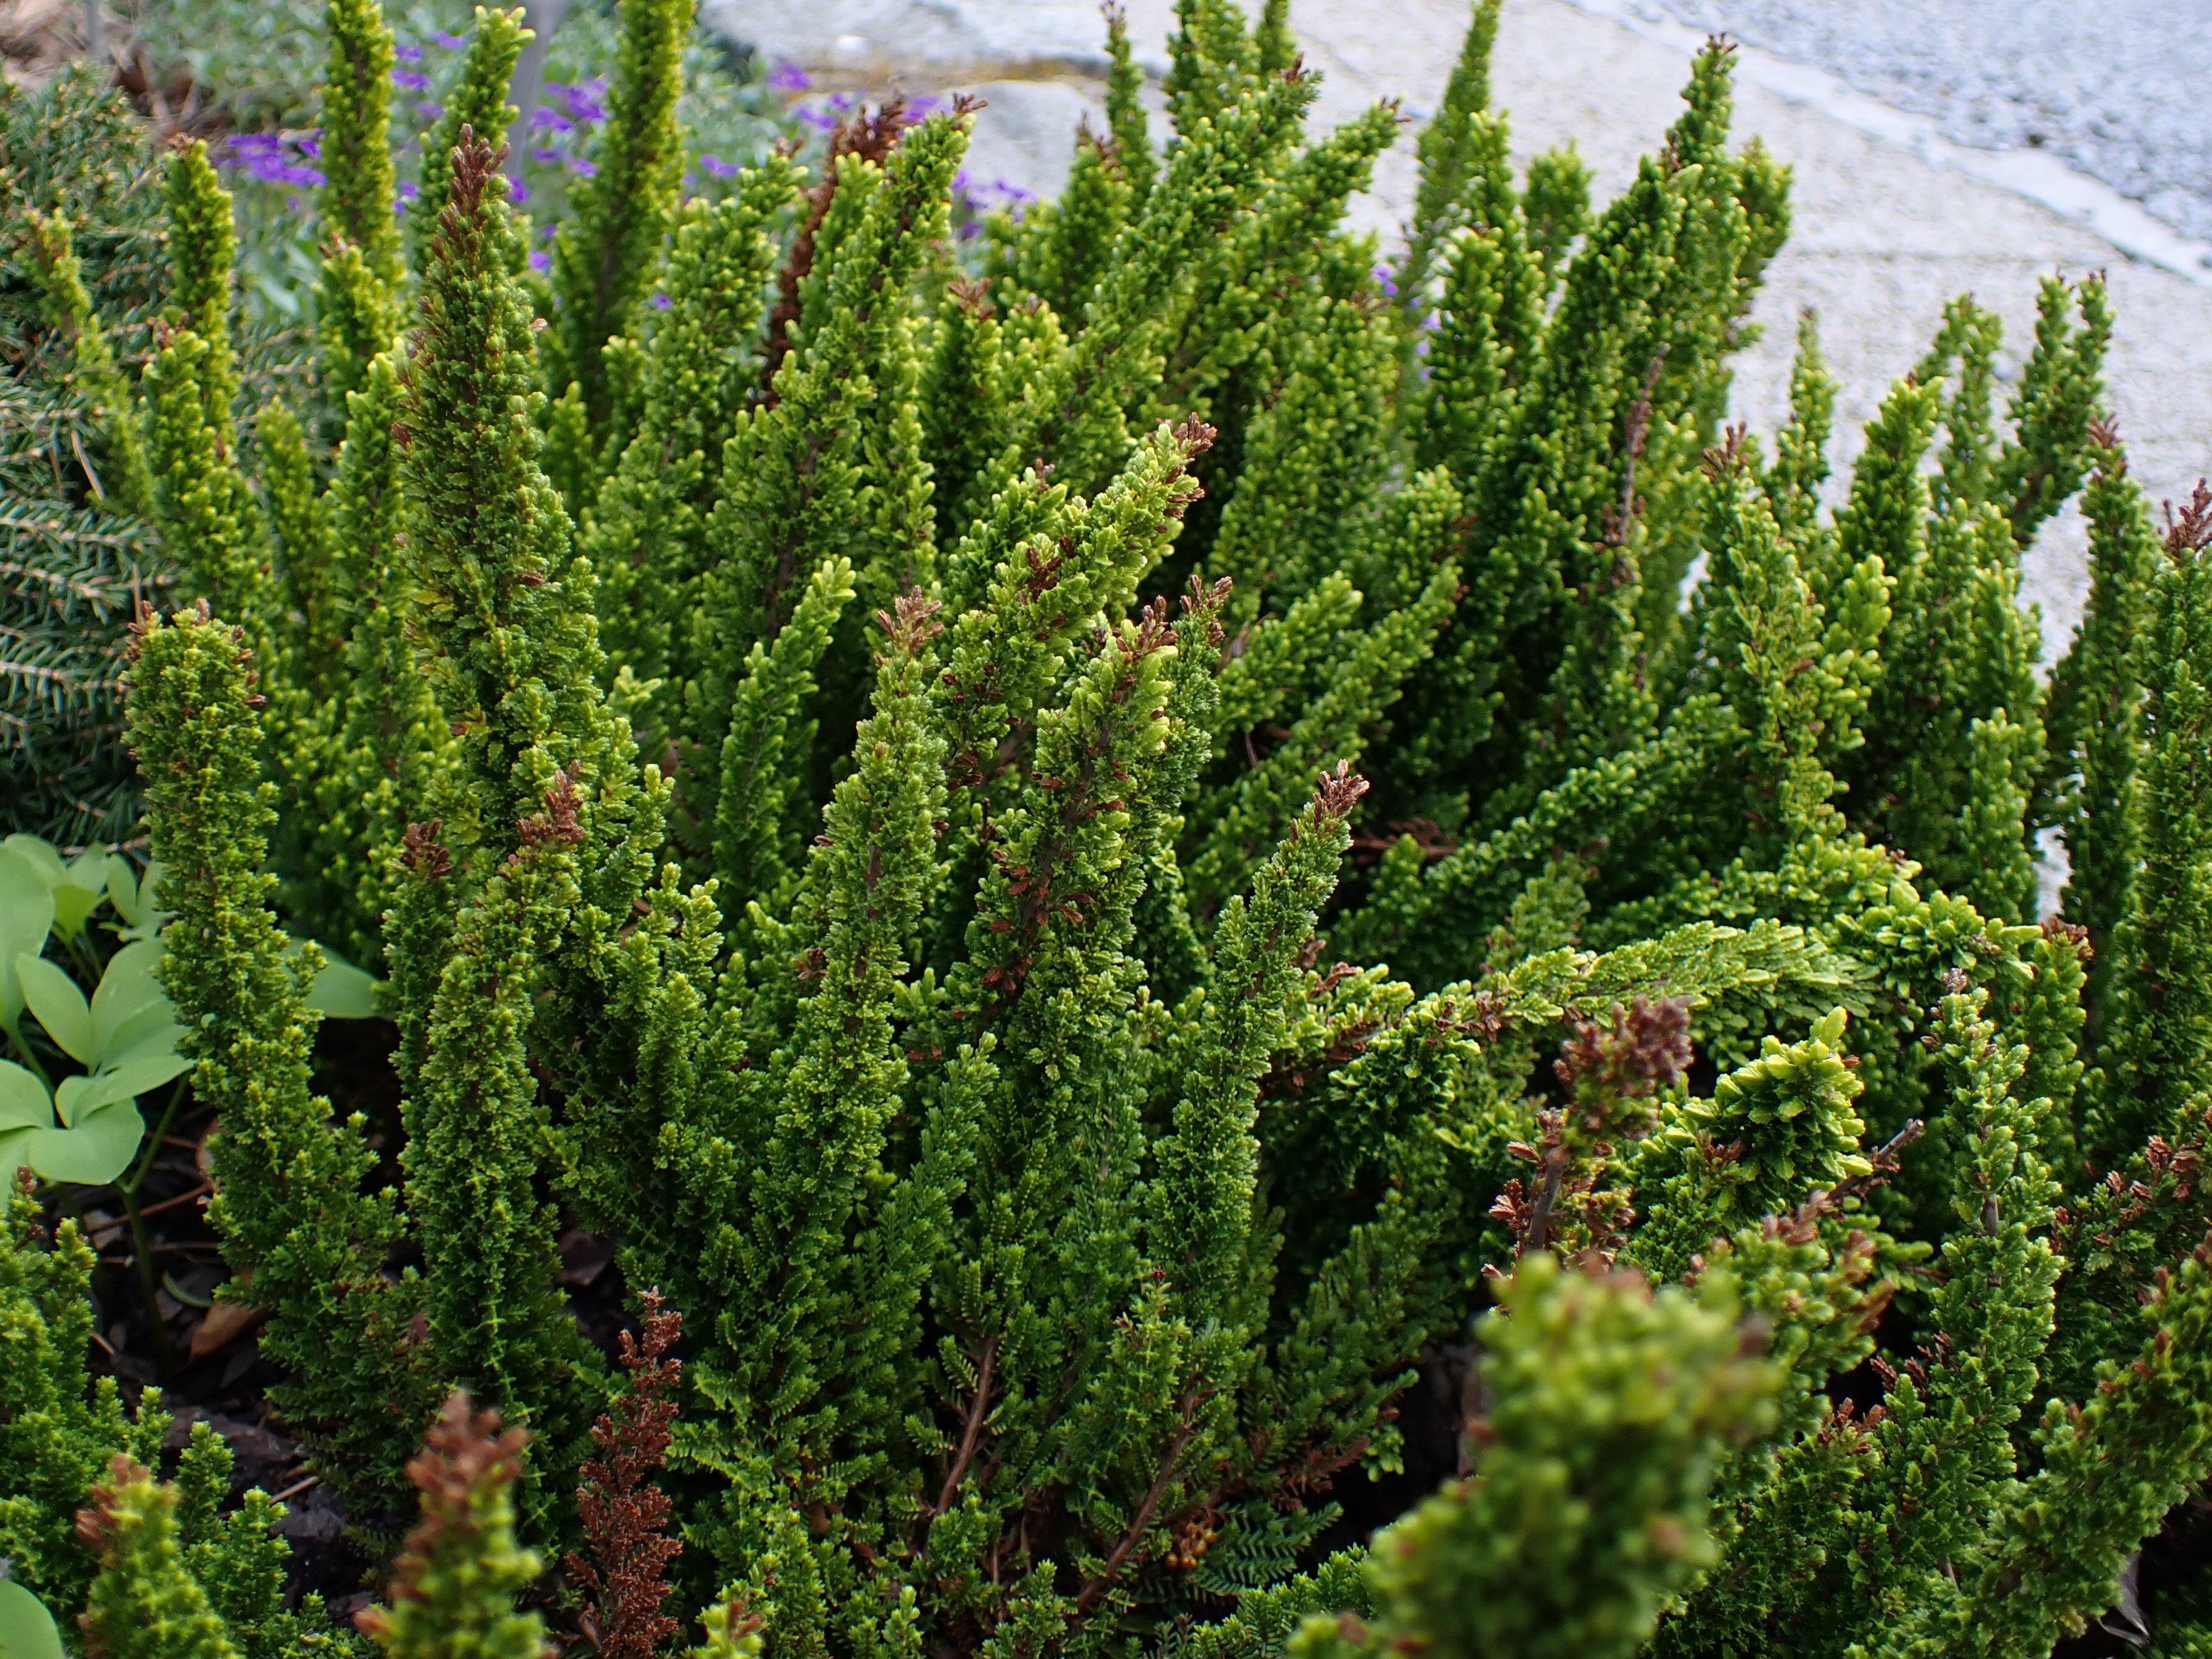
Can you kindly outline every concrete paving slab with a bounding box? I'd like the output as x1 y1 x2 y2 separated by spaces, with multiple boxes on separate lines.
703 0 2212 657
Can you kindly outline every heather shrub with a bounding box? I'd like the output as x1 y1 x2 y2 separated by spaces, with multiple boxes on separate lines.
6 1 2211 1656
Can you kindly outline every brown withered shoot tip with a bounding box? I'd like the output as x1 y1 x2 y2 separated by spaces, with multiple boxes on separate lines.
566 1293 685 1659
1555 995 1694 1102
1312 759 1371 821
2162 480 2212 558
878 589 947 655
445 125 512 217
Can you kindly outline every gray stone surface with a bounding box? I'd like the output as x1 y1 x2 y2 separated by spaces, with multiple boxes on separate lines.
1634 0 2212 246
703 0 2212 658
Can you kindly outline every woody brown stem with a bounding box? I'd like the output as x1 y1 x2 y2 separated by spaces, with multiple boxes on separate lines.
932 1334 999 1517
1072 1384 1200 1615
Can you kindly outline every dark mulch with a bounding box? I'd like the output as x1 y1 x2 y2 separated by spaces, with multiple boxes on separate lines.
49 1015 639 1614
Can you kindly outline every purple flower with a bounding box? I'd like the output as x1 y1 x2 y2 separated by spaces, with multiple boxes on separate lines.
391 67 430 91
434 31 464 49
1372 264 1399 299
796 106 836 130
767 61 809 90
908 95 941 117
415 101 443 122
247 157 325 187
394 41 423 61
828 90 854 113
531 146 561 163
539 222 556 240
698 152 742 178
649 292 672 310
398 180 420 201
529 249 551 272
508 176 528 203
218 133 327 188
530 105 574 132
562 79 607 123
297 132 321 158
569 155 598 178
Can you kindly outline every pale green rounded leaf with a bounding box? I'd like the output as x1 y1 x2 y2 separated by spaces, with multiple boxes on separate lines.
0 1577 65 1659
106 857 139 924
25 1099 146 1185
15 954 93 1064
101 1015 185 1075
0 1060 53 1131
50 884 101 940
1 834 66 889
58 1052 193 1125
63 847 109 890
306 953 384 1019
114 862 168 943
91 939 169 1061
0 851 56 1026
0 1127 32 1181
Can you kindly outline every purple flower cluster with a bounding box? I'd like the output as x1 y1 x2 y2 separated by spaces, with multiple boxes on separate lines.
767 61 811 92
219 130 325 189
517 78 609 178
542 79 607 125
391 66 431 92
698 153 744 178
953 168 1035 220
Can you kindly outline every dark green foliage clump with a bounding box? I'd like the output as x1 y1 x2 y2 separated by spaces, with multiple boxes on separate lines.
7 1 2212 1657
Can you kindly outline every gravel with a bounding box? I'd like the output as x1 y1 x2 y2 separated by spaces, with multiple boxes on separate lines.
1628 0 2212 243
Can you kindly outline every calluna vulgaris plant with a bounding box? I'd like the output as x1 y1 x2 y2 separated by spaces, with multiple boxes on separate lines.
6 0 2212 1654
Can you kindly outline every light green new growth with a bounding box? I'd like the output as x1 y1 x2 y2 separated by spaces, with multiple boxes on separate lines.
355 1395 548 1659
409 9 528 262
77 1459 241 1659
1295 1254 1777 1659
547 0 692 431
